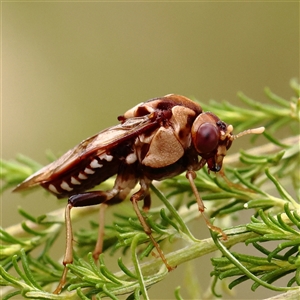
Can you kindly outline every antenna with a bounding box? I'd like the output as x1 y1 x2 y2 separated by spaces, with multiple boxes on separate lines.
231 126 265 140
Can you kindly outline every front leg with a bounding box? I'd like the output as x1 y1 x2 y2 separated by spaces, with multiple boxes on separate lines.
186 169 227 240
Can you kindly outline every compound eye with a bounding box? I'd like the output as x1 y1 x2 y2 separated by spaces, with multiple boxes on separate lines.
195 123 219 154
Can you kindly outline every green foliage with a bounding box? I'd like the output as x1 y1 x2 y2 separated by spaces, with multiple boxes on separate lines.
211 203 300 292
1 79 299 299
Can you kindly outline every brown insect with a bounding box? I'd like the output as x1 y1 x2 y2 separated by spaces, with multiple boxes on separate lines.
14 94 264 293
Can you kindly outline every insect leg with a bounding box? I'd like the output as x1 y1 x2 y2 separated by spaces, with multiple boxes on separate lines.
53 203 72 294
142 194 151 212
130 179 174 272
54 165 139 294
186 170 227 240
93 203 107 261
92 187 132 261
53 189 121 294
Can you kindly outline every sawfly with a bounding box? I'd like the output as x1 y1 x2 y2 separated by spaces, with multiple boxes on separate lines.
14 94 265 293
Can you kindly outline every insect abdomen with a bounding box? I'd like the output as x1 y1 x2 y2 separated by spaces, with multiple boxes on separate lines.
42 154 119 198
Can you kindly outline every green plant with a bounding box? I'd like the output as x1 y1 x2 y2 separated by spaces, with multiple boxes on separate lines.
1 79 299 299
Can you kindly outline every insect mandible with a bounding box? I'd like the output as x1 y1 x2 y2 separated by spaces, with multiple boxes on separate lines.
14 94 265 293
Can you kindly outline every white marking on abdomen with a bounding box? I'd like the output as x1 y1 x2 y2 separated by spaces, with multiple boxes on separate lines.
48 184 60 194
61 181 73 191
71 177 81 185
84 167 95 174
126 152 137 164
78 172 88 180
90 159 103 168
99 153 113 162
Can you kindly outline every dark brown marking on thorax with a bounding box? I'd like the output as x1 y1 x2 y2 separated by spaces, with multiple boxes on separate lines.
135 106 152 117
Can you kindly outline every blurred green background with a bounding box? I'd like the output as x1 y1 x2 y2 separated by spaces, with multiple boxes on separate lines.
2 1 299 299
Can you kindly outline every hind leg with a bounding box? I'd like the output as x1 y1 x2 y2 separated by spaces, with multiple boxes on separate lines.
53 190 118 294
53 175 137 294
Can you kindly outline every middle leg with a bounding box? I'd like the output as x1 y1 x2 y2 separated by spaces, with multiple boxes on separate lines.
130 178 174 272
